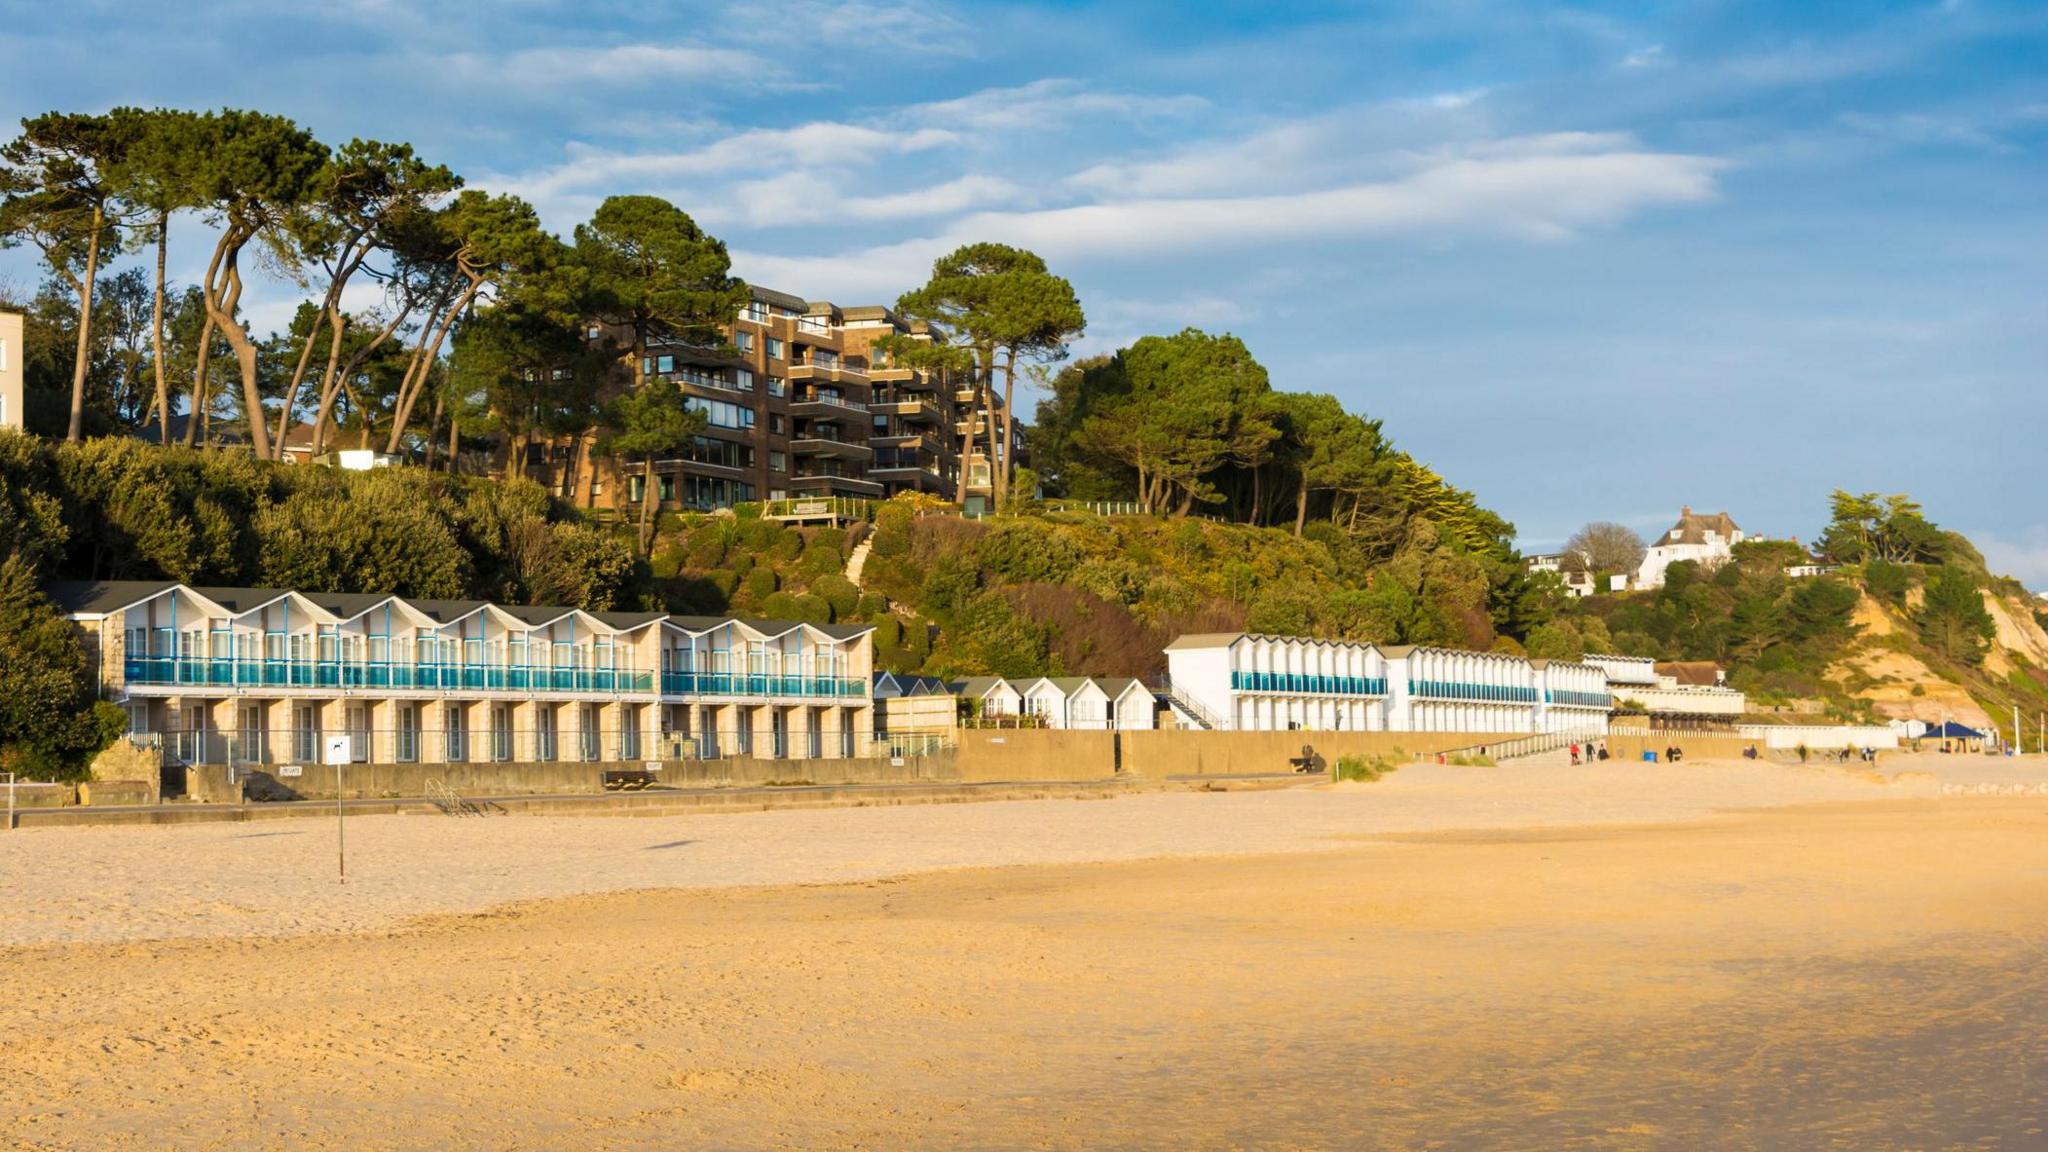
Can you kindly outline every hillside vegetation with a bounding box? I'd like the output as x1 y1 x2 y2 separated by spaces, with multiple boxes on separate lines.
1553 496 2048 732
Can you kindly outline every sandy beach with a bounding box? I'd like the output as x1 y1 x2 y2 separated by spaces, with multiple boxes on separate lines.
5 755 2046 1149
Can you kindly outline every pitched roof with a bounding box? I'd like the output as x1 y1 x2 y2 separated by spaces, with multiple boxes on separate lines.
954 676 1015 698
1164 633 1246 651
1655 660 1723 687
1660 506 1741 546
43 579 180 616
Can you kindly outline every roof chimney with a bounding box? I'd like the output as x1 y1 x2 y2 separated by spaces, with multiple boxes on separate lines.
1680 505 1691 516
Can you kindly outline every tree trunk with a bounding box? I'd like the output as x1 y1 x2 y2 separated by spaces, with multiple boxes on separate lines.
184 312 216 447
636 455 658 556
996 346 1017 511
273 305 329 459
312 306 406 456
149 214 171 443
447 415 461 475
206 246 273 459
385 282 475 454
66 206 105 442
1294 482 1309 537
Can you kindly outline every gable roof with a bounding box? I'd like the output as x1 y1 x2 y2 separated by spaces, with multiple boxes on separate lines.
1660 506 1741 546
1655 660 1723 687
43 579 181 617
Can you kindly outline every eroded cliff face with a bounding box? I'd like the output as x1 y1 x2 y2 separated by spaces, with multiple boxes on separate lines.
1830 591 2046 731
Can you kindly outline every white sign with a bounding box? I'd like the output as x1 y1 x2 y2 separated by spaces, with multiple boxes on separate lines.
643 761 662 773
793 500 829 516
890 757 905 767
323 735 352 766
278 764 304 778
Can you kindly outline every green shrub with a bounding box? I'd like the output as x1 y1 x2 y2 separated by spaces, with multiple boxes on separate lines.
740 568 778 604
1334 748 1405 783
811 574 861 620
856 593 889 618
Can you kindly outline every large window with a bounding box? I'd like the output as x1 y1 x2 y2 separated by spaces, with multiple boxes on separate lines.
682 395 755 430
766 337 784 360
736 331 755 352
679 475 756 510
680 435 753 470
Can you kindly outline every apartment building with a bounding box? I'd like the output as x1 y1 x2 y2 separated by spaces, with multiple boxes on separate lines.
0 310 23 431
54 580 876 768
1163 633 1612 735
564 286 1015 513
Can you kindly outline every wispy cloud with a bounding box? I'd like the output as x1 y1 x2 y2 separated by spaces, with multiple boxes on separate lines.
733 133 1727 299
906 78 1209 133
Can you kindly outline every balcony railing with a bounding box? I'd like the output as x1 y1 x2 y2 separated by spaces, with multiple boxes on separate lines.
1406 680 1543 704
126 657 654 695
791 390 869 413
660 672 866 699
1230 671 1388 697
665 368 751 394
127 657 876 702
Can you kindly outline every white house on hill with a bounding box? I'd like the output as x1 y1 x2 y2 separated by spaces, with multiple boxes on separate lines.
1636 507 1744 590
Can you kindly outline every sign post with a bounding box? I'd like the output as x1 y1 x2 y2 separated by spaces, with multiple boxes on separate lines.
323 735 353 883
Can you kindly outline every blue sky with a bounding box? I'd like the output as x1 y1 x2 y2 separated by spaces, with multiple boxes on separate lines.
3 1 2044 581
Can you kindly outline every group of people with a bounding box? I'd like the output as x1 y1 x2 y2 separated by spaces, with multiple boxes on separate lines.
1567 742 1610 765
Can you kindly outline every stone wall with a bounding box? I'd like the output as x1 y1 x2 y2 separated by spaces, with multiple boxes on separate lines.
1118 729 1506 778
88 740 163 805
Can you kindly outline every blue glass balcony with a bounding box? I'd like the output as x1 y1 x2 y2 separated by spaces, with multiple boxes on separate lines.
124 657 656 696
1229 670 1387 696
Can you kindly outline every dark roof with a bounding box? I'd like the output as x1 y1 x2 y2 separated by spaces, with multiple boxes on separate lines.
1655 661 1723 687
749 285 809 312
48 581 867 637
400 598 491 624
303 591 402 620
186 586 297 614
953 676 1013 697
667 615 873 640
1660 506 1741 546
1923 721 1985 739
43 579 179 616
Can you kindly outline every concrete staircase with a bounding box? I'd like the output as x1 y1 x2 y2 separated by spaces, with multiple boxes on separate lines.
844 537 873 587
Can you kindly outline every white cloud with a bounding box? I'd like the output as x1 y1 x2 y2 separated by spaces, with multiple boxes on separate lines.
907 78 1208 134
720 0 973 56
734 134 1727 298
1972 528 2048 589
495 121 961 211
1837 111 2007 151
709 172 1025 228
1622 44 1667 69
456 43 772 88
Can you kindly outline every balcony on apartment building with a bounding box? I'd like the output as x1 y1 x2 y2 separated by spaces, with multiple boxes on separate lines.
790 315 843 349
788 423 872 461
787 462 884 496
868 390 941 422
869 445 943 476
869 426 942 452
788 353 867 383
789 386 869 418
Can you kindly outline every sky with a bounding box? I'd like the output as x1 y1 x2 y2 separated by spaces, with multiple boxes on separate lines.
1 0 2044 582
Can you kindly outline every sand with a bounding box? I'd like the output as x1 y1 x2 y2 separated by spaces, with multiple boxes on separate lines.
4 755 2046 1149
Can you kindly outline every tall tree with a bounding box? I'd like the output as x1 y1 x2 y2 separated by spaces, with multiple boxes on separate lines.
105 107 204 442
1918 568 1995 665
184 109 329 457
606 379 708 554
894 243 1083 510
0 111 128 441
1077 328 1274 516
383 190 559 455
571 194 745 508
1563 521 1648 577
275 139 460 458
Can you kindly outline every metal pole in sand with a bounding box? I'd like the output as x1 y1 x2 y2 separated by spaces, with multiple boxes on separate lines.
337 757 346 884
